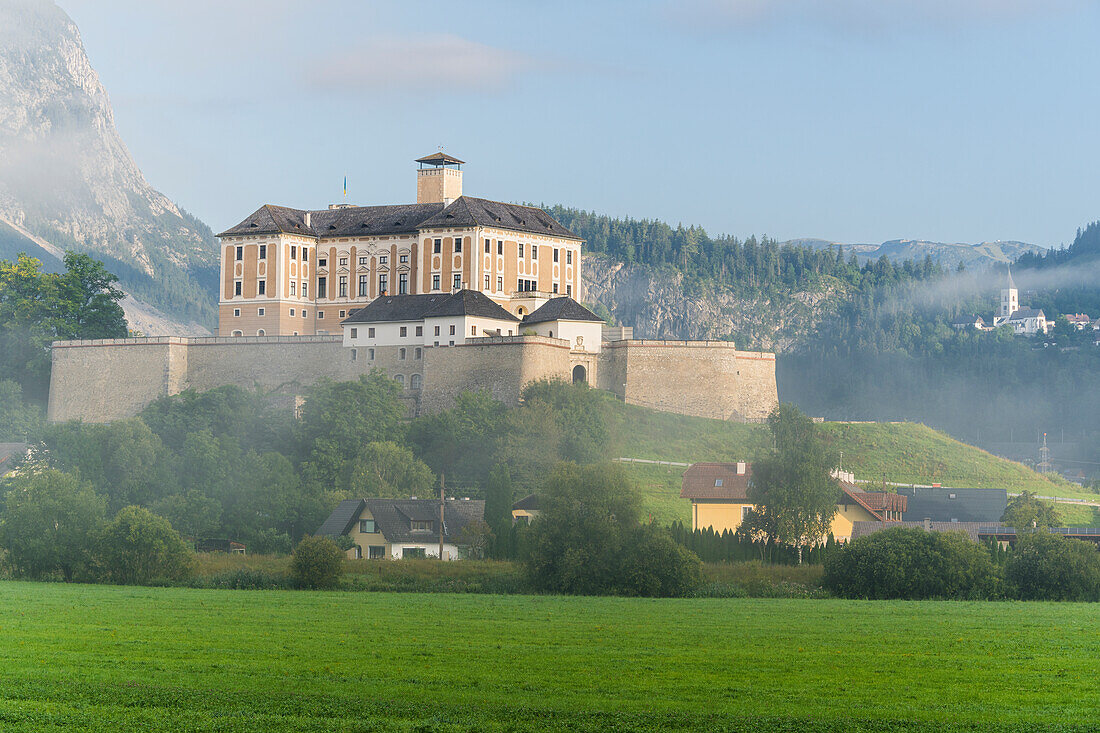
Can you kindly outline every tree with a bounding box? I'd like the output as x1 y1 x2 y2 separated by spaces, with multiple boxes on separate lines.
347 441 435 498
0 379 42 441
55 252 128 340
1001 491 1061 532
151 490 223 539
749 404 839 563
1005 532 1100 601
94 506 194 585
290 535 345 589
525 463 701 596
483 464 514 530
0 469 106 581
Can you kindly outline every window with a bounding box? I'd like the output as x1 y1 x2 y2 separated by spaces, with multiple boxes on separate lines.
553 249 559 263
368 545 385 559
449 325 456 336
742 506 752 520
290 245 297 260
471 325 476 336
317 311 323 319
232 330 243 337
318 257 327 267
399 273 408 294
258 307 265 316
415 326 423 336
368 348 375 360
302 309 307 318
432 274 441 290
234 281 242 296
410 374 421 390
434 341 439 346
290 281 296 296
411 520 432 532
566 285 572 296
289 308 295 316
233 308 240 317
497 277 503 291
339 276 348 297
448 340 455 346
567 251 572 265
399 326 407 337
358 275 369 297
399 347 406 360
395 374 405 388
368 327 375 338
350 328 358 338
257 329 265 336
403 547 426 558
379 274 388 294
259 244 267 259
400 254 409 264
519 242 524 257
497 240 503 255
414 347 421 359
339 256 348 266
532 245 538 260
258 280 266 295
553 284 558 294
453 274 461 290
379 255 388 265
300 246 306 261
359 256 368 266
434 325 440 336
484 275 491 290
715 479 724 487
484 238 490 253
317 277 326 298
235 246 242 261
433 238 442 254
359 518 376 533
339 310 346 318
453 236 462 253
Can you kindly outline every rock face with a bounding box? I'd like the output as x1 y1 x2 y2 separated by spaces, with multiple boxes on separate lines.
582 255 848 352
0 0 216 330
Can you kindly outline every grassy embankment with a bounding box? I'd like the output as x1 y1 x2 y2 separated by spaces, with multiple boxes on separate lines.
597 394 1097 526
0 581 1097 732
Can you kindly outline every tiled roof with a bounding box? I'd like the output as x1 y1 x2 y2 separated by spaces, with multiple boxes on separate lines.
850 520 996 543
341 290 519 324
315 498 366 537
1008 308 1045 321
416 152 464 165
366 498 485 544
219 197 579 241
522 297 604 326
898 487 1007 523
680 462 753 500
421 290 520 321
512 494 540 511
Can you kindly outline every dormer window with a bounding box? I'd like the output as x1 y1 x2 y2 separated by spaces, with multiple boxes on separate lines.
411 520 433 532
715 479 724 487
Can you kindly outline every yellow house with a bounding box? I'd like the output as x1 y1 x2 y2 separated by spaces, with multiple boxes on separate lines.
680 462 907 542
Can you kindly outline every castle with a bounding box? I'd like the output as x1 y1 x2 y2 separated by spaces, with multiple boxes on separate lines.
47 155 779 423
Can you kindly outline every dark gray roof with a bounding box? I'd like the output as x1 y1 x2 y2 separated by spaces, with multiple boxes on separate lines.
898 487 1007 524
341 290 519 324
366 498 485 544
315 498 366 537
217 197 579 241
951 315 985 325
851 520 996 543
512 494 540 511
422 290 520 321
1008 308 1045 321
521 297 603 326
416 152 464 166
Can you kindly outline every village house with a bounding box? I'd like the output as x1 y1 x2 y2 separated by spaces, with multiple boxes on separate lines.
511 495 541 525
317 497 485 560
951 315 987 331
679 462 907 542
991 269 1050 335
1065 313 1092 331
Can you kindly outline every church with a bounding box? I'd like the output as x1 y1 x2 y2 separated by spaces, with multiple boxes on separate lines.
992 269 1049 335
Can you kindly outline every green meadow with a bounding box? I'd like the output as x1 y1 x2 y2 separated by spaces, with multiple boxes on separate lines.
1 581 1098 731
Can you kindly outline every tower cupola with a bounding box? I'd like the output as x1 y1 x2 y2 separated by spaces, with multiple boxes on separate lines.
416 152 464 205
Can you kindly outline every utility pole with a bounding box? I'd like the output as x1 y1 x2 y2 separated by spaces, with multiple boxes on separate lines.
439 473 445 560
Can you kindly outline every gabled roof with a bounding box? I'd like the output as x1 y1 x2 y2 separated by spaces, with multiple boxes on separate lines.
951 314 985 326
850 520 995 543
218 197 579 241
341 290 519 325
1008 308 1045 321
315 498 366 537
522 297 603 326
366 498 485 544
680 462 753 500
898 487 1007 523
421 290 520 321
512 494 540 511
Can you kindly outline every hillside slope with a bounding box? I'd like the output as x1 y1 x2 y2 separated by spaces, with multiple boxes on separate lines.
0 0 217 328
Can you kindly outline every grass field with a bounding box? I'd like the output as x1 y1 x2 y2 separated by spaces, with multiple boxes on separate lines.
1 581 1097 732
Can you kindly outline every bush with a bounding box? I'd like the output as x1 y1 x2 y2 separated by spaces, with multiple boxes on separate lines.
1005 532 1100 601
290 535 345 589
823 527 999 600
95 506 195 585
204 567 291 590
617 524 703 597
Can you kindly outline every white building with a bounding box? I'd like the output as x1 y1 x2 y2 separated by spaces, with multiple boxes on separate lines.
991 268 1049 335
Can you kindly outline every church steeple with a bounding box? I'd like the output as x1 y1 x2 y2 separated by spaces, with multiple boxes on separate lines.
1000 267 1019 318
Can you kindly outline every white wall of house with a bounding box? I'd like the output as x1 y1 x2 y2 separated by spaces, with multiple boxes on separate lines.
526 319 603 353
390 542 461 560
344 315 518 348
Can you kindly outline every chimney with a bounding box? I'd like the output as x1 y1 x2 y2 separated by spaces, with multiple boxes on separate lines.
923 518 932 531
304 211 311 228
736 462 746 475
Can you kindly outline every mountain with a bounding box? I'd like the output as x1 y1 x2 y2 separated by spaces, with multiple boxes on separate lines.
0 0 216 332
787 237 1045 269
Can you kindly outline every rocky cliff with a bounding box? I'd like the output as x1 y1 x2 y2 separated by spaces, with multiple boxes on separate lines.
581 255 849 352
0 0 216 330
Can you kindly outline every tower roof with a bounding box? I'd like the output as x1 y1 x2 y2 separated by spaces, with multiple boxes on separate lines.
416 152 464 167
1006 266 1016 290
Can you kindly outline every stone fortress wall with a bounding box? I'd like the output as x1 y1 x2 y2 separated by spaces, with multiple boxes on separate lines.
47 335 779 424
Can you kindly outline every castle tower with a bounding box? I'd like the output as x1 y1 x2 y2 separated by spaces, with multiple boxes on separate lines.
1000 267 1019 318
416 152 463 205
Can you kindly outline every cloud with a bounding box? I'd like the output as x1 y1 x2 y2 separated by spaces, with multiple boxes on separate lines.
670 0 1087 35
305 34 538 96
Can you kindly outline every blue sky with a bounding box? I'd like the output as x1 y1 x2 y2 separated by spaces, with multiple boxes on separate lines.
62 0 1100 247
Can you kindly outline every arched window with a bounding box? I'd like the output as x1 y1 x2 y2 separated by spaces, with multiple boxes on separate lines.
572 364 587 384
411 374 422 390
231 330 243 337
395 374 405 389
549 330 554 337
256 329 265 336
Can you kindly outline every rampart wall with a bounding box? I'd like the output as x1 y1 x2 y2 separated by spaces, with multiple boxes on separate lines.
597 340 778 421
